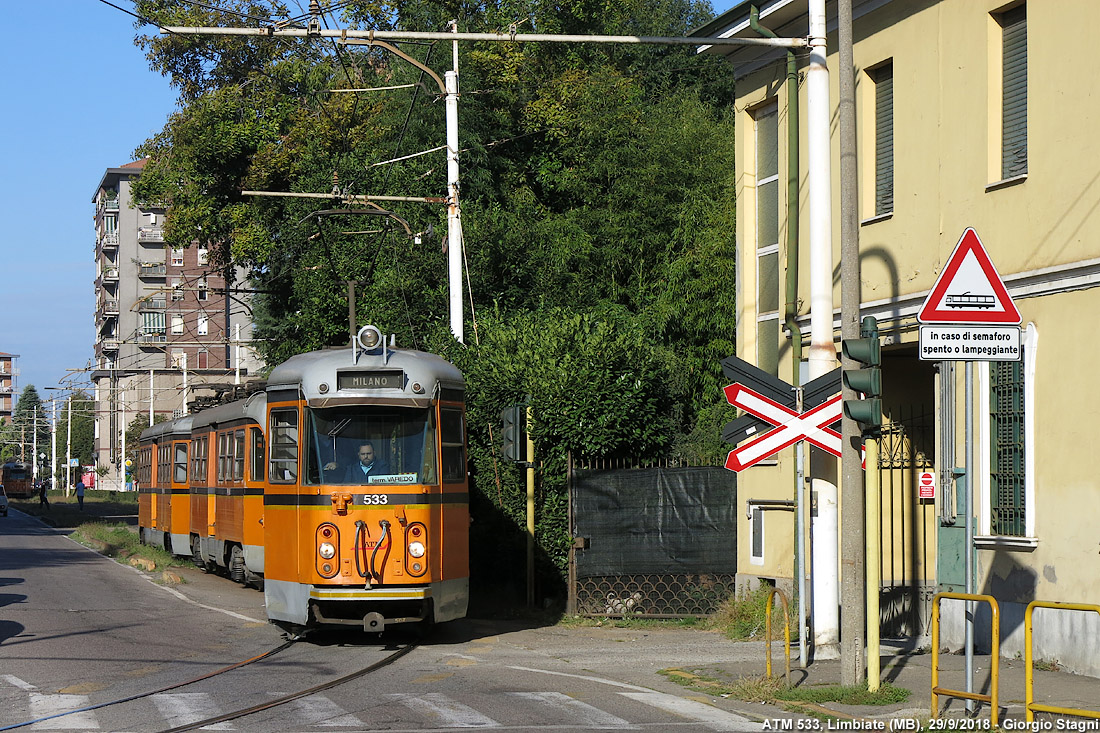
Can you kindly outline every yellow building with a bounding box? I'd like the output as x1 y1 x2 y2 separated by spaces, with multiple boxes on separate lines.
698 0 1100 676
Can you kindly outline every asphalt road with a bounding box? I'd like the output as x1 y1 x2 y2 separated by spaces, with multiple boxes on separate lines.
0 509 777 732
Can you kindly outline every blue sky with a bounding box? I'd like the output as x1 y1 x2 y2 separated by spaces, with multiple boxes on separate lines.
0 0 738 402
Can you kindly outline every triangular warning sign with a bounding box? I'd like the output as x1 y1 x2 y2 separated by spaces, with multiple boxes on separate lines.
918 228 1021 324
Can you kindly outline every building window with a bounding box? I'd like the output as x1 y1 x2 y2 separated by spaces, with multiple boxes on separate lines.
754 102 780 376
197 315 208 336
171 350 186 369
978 323 1037 544
197 246 209 265
103 215 117 234
872 62 894 215
171 248 184 267
198 279 208 302
171 315 184 335
1000 4 1027 179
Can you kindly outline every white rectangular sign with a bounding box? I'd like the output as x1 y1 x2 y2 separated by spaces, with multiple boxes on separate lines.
919 325 1021 361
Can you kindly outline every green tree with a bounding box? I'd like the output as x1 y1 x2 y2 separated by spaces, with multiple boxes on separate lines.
127 0 738 592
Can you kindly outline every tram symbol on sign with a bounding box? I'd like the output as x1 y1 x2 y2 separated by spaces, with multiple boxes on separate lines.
722 383 843 472
945 292 995 309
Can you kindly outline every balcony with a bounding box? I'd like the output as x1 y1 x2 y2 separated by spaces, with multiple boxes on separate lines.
101 338 120 352
138 298 167 311
136 330 167 343
139 263 167 278
102 267 120 282
138 227 164 242
99 232 119 249
100 300 120 315
102 197 119 212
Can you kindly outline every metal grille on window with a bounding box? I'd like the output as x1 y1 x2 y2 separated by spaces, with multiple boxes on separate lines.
990 358 1026 536
1001 5 1027 179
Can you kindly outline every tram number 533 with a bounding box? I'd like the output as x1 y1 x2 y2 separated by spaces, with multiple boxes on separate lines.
360 494 390 505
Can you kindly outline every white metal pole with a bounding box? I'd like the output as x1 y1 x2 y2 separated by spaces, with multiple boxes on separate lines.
51 401 57 490
445 67 463 344
119 390 127 492
66 395 72 496
806 0 840 660
181 353 189 415
32 406 38 480
234 324 241 385
965 361 975 712
149 369 154 423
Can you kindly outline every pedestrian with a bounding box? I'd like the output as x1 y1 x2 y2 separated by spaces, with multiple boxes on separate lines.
75 478 85 511
39 481 50 509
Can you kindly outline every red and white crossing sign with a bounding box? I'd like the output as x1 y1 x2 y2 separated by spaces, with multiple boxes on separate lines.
723 383 843 472
918 228 1021 324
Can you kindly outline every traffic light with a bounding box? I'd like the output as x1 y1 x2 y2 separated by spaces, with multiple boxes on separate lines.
842 316 882 433
500 404 527 462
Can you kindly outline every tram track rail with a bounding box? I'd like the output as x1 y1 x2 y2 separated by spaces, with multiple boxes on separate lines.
156 641 418 732
0 639 297 732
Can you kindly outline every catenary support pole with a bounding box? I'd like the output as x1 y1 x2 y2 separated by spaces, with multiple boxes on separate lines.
837 0 866 686
806 0 839 660
51 401 57 491
65 395 72 495
445 67 463 343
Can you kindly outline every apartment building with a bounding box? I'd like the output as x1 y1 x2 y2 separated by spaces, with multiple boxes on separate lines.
0 352 17 423
92 160 263 489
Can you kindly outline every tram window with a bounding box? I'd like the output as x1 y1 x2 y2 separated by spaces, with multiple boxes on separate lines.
250 427 265 482
174 442 188 484
269 409 299 483
234 430 245 480
440 407 466 484
304 406 431 486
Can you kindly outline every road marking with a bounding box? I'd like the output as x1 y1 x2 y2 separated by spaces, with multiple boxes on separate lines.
151 692 234 730
2 675 36 691
28 693 98 730
505 666 651 692
389 692 501 728
619 692 763 731
509 691 638 729
283 694 363 727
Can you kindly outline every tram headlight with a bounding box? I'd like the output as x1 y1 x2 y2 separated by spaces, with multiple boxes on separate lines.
408 541 426 558
319 542 336 560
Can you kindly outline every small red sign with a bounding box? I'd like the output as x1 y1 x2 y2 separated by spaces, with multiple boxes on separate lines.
918 470 936 499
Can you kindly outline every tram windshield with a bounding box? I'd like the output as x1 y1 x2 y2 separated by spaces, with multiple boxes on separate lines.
303 406 437 486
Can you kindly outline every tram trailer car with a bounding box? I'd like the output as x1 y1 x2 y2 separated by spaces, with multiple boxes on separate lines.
188 392 267 585
138 328 469 632
138 416 194 555
2 461 35 499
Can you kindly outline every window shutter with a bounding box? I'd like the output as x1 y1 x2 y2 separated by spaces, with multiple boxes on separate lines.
874 64 894 215
1002 5 1027 178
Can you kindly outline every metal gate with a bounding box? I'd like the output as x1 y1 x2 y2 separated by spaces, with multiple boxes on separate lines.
568 457 736 618
876 408 937 637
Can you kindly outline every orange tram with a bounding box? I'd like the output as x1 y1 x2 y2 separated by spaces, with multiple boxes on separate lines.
137 327 469 632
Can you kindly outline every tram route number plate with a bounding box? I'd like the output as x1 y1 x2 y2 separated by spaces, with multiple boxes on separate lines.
337 369 405 390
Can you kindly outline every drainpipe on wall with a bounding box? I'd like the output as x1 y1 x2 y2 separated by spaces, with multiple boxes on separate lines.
749 5 807 669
